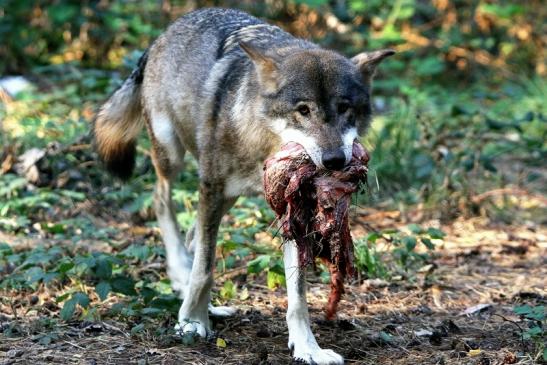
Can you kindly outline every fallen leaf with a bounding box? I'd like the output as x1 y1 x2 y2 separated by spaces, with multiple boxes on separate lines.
414 329 433 337
239 287 249 301
216 337 227 348
469 348 481 357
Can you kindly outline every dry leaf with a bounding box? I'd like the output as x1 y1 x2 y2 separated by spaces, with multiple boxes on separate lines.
414 329 433 337
216 337 227 348
468 348 481 357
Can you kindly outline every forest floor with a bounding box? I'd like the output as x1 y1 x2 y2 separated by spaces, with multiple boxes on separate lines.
1 210 545 365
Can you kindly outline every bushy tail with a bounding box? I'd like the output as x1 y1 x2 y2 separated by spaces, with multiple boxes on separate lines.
92 51 148 180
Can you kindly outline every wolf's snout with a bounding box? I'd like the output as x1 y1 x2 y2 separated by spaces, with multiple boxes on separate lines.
322 148 346 170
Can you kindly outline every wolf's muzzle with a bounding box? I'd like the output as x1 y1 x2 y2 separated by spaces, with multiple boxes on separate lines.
322 148 346 170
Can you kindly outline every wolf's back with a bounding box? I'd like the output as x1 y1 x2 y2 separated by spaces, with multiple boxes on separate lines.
93 8 299 180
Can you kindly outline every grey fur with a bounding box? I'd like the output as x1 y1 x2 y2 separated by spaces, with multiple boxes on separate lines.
94 8 393 365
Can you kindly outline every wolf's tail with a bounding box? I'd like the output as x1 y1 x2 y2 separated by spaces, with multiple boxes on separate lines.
92 51 148 180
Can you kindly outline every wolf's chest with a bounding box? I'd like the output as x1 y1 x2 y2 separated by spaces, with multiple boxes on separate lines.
224 166 264 198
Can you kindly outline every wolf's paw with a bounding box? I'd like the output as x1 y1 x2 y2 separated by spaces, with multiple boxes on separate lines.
208 304 237 317
174 318 209 338
291 344 344 365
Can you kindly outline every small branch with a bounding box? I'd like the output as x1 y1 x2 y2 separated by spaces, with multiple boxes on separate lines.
491 313 527 350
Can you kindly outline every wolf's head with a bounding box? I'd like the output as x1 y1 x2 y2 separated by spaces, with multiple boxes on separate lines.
241 43 393 170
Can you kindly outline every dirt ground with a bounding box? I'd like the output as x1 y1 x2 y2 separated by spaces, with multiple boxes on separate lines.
1 213 545 365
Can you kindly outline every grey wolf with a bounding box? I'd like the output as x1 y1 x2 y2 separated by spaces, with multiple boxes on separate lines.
93 8 393 364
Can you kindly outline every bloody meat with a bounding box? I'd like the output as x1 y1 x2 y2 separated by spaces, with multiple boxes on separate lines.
263 141 369 319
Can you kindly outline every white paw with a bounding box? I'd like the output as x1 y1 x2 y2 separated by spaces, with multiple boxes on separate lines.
208 304 237 317
174 318 208 338
292 347 344 365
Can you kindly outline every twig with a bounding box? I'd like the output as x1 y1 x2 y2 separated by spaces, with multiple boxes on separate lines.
64 340 85 349
101 321 130 338
491 313 527 350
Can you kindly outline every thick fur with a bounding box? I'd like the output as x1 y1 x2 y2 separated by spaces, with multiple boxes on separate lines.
92 51 148 179
94 8 393 365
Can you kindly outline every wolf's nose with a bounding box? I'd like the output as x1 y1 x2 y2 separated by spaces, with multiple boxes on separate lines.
322 149 346 170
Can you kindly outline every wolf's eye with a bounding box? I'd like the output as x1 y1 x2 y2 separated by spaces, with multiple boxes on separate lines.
297 105 310 116
337 102 350 114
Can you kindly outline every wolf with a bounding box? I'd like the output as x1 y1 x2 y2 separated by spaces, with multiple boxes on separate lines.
93 8 393 364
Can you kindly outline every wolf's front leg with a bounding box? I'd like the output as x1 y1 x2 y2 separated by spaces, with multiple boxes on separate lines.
283 241 344 365
176 182 235 337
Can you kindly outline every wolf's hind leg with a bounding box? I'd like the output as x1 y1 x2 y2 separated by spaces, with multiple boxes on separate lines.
148 112 192 298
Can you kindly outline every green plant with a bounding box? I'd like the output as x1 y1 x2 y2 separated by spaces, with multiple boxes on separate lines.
514 304 546 362
354 225 443 279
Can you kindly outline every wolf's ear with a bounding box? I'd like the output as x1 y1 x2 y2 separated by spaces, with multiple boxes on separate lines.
352 49 395 82
239 42 279 92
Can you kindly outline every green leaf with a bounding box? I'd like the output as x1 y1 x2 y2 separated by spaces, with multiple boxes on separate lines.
247 255 271 274
56 261 74 274
514 305 532 315
56 292 71 303
403 236 417 252
72 292 90 308
110 275 136 296
140 287 157 305
60 298 76 321
267 270 286 289
379 331 393 343
422 238 435 250
366 232 380 243
41 222 66 234
294 0 329 8
95 258 112 280
219 241 238 251
524 326 542 339
527 305 545 321
131 323 145 335
269 262 285 276
426 228 445 239
25 267 45 283
0 242 12 256
408 224 423 234
149 295 180 314
122 244 151 261
230 234 247 244
96 282 111 301
220 280 236 299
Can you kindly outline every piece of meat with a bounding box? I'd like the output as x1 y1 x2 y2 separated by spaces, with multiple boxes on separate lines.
263 141 369 319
